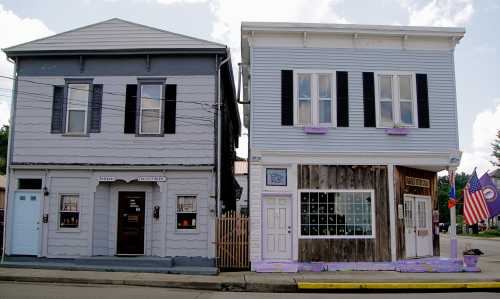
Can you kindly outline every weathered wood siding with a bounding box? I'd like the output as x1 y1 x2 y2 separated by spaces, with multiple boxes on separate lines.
394 166 438 259
297 165 391 262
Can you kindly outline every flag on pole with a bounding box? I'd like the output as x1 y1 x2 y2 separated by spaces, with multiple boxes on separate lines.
479 173 500 217
463 169 490 225
448 169 456 208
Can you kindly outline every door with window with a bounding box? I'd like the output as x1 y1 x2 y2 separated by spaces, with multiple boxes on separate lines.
117 192 145 255
262 196 292 260
404 194 432 258
11 192 41 255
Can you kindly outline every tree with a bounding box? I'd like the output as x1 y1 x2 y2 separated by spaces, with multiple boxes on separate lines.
438 172 469 223
0 125 8 175
492 129 500 167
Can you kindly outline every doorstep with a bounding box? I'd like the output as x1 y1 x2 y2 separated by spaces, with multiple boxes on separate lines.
0 256 218 275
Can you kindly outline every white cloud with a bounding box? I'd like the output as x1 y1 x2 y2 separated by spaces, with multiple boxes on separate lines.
0 4 53 126
458 102 500 175
401 0 474 27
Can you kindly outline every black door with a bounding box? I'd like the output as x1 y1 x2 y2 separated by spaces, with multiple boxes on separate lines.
117 192 145 255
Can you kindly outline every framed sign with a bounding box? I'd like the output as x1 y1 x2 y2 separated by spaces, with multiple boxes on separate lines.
266 168 287 186
138 176 166 182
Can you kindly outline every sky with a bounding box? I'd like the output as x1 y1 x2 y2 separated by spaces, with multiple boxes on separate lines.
0 0 498 175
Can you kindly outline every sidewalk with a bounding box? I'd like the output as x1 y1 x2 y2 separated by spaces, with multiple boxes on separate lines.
0 267 499 292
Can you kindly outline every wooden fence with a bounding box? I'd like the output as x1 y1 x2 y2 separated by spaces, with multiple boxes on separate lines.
216 211 249 269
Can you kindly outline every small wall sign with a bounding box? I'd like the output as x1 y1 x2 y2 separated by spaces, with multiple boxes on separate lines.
266 168 287 186
138 176 166 182
98 176 116 182
405 176 430 188
398 204 404 219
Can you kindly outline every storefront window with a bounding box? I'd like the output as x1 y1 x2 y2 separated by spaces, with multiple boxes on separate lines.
177 195 197 230
60 194 79 229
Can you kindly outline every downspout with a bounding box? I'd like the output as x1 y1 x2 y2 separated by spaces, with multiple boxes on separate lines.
216 51 230 217
2 57 18 263
236 63 251 105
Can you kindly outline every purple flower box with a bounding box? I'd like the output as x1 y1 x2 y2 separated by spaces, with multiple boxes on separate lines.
385 128 409 135
304 127 329 134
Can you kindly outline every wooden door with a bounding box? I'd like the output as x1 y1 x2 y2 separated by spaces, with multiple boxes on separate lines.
117 192 145 255
404 195 417 258
415 196 432 257
262 196 292 260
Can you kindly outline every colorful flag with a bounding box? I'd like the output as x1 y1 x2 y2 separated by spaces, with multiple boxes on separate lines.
448 169 456 208
463 169 490 225
479 173 500 217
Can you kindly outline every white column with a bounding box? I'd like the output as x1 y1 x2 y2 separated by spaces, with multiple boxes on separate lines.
448 167 458 258
387 164 397 262
159 180 168 257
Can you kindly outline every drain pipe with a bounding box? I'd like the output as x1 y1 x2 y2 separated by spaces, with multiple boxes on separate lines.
216 52 231 217
236 63 251 105
2 57 18 264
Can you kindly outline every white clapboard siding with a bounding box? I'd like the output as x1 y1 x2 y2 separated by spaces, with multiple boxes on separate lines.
250 47 459 152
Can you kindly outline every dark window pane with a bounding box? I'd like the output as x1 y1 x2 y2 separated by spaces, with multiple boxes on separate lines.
320 225 328 235
18 179 42 190
319 214 327 224
301 192 310 203
177 213 196 229
301 225 310 235
310 214 318 224
338 226 345 235
310 204 318 213
346 225 355 235
319 203 327 213
319 192 327 203
310 193 318 203
301 204 309 214
60 212 79 228
328 225 336 235
328 203 335 213
310 225 319 235
328 192 335 203
328 215 335 224
337 215 345 225
301 215 310 224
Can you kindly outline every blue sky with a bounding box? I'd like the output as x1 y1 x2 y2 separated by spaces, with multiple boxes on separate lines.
0 0 498 174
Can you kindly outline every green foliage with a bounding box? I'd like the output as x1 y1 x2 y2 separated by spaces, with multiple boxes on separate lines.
493 129 500 166
0 125 8 174
438 172 469 223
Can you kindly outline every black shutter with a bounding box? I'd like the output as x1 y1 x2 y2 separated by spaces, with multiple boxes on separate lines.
164 84 177 134
281 70 293 126
124 84 137 134
416 74 430 128
336 71 349 127
362 72 376 127
89 84 103 133
51 85 65 133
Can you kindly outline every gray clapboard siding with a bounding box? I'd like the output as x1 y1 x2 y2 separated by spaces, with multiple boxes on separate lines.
13 75 215 165
250 47 459 152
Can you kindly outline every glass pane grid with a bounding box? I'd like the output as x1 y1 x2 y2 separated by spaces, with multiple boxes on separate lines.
300 191 372 237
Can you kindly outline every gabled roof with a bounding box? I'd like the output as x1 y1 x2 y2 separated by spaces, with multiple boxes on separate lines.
4 18 226 55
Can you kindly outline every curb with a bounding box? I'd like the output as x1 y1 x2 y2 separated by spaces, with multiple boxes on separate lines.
298 281 500 290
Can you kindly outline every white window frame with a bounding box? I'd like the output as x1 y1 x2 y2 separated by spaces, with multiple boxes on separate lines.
58 193 80 231
175 194 198 232
297 189 376 239
374 71 418 128
65 83 90 135
293 70 337 127
139 83 163 135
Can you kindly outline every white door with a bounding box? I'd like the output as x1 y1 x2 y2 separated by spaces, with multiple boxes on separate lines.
404 194 432 258
11 192 41 255
262 196 292 260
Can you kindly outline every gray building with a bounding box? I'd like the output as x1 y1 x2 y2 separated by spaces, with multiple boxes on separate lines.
2 18 240 260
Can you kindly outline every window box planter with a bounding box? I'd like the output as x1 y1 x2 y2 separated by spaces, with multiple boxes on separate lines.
385 127 409 135
304 127 329 134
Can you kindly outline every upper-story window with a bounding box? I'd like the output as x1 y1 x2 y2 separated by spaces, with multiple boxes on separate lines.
66 84 90 134
139 84 163 134
375 72 417 128
295 71 336 126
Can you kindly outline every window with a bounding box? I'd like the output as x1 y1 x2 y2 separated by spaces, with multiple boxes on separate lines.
66 83 90 134
376 73 416 127
140 84 162 134
18 178 42 190
60 194 79 229
295 71 335 126
266 168 287 186
176 195 197 230
299 190 374 238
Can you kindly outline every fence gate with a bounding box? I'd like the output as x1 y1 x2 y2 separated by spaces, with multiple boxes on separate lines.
216 211 249 269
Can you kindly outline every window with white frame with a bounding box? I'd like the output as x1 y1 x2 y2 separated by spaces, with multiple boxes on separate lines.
140 84 163 134
176 195 197 230
66 84 89 134
59 194 79 229
296 71 335 126
299 190 374 238
376 73 416 127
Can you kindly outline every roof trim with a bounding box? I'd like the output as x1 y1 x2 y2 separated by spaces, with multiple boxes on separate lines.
5 48 227 57
3 17 226 54
241 22 465 39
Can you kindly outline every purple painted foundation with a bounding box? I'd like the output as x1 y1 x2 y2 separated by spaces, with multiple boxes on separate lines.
451 239 458 258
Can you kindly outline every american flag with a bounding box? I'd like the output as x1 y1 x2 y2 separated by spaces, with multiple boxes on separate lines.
463 169 490 225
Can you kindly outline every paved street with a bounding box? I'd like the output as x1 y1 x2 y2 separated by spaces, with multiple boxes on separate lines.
0 282 498 299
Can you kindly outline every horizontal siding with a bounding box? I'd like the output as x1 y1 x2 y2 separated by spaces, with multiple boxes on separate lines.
250 47 459 152
13 75 215 165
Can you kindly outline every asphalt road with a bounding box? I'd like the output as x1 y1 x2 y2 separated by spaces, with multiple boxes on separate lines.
0 282 498 299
